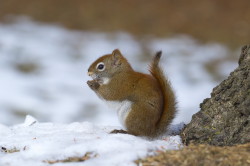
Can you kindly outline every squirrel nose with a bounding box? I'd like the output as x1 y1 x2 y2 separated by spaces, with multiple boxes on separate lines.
88 72 93 76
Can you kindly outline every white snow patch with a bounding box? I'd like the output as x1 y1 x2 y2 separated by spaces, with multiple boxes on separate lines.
0 116 183 166
23 115 38 127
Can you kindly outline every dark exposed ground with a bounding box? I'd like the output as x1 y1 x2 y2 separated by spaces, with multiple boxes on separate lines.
0 0 250 48
43 152 97 164
135 143 250 166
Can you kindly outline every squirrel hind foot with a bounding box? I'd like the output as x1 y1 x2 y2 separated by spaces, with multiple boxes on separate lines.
109 129 129 134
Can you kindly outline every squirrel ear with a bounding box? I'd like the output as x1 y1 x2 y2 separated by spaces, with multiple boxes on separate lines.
112 49 122 57
111 49 122 66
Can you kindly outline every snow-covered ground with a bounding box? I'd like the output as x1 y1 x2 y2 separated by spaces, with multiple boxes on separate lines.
0 17 239 166
0 115 183 166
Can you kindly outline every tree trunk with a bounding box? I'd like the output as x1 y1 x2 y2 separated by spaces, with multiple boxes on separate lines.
181 45 250 146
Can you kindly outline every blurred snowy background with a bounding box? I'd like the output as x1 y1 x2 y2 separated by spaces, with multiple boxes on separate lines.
0 18 238 126
1 0 249 127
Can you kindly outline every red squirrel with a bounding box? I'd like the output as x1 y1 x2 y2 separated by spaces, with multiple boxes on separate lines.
87 49 176 138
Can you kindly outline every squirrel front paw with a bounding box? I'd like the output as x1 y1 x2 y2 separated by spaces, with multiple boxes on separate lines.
87 80 100 90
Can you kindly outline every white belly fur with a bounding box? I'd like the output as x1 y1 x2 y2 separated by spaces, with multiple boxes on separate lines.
104 100 132 128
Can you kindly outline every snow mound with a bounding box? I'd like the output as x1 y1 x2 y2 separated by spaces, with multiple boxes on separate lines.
0 116 183 166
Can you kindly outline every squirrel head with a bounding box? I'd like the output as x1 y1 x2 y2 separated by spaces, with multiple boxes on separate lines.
87 49 132 84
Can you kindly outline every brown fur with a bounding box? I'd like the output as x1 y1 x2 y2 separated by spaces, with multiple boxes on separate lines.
87 49 176 138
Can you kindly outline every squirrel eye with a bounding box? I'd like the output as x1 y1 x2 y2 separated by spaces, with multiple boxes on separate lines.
96 62 105 71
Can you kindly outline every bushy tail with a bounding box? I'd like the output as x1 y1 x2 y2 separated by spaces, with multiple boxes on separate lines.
149 51 177 136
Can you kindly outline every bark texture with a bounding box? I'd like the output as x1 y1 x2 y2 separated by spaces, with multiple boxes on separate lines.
181 45 250 146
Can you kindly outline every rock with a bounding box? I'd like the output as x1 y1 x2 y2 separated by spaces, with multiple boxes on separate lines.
181 45 250 146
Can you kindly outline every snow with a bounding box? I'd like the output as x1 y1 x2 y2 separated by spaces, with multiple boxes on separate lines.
0 115 182 166
23 115 38 127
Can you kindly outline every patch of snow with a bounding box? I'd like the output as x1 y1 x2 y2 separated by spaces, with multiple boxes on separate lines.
0 117 182 166
0 124 11 135
23 115 38 127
